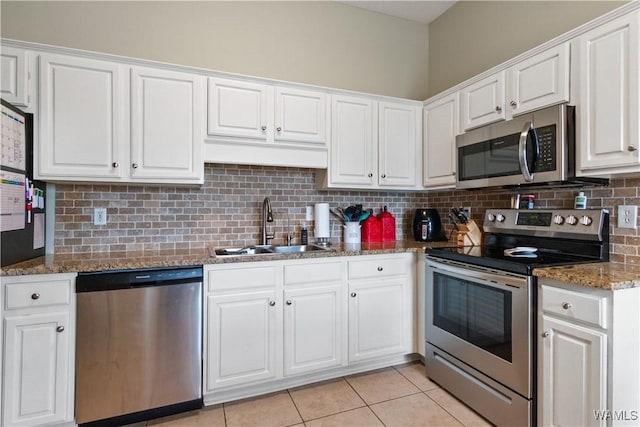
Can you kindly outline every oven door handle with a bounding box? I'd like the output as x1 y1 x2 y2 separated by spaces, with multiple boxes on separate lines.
518 121 539 182
427 259 529 290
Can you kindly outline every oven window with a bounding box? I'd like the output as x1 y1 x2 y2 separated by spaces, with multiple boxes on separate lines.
433 272 512 362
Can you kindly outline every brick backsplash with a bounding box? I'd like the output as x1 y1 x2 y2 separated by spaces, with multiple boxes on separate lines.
54 165 639 264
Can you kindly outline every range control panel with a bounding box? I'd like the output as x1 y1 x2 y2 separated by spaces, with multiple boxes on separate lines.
483 209 608 240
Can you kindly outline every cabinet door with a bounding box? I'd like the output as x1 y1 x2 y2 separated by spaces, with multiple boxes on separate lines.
540 315 607 427
130 67 204 183
348 279 408 362
283 284 344 376
460 70 506 130
423 93 458 189
274 86 327 145
3 311 71 427
509 43 570 116
207 77 270 140
576 12 639 174
38 53 124 180
330 95 376 186
206 291 278 391
378 102 418 188
1 46 29 107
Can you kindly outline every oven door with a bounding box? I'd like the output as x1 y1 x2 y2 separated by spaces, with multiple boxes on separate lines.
425 257 533 398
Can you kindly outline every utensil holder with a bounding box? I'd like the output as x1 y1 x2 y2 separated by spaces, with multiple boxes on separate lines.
343 222 361 244
456 219 482 246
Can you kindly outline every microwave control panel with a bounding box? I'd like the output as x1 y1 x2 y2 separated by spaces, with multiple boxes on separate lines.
533 124 556 172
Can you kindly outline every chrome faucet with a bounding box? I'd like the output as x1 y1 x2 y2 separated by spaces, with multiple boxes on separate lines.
262 197 274 245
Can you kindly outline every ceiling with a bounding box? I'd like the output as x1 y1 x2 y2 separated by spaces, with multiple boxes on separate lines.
338 1 457 24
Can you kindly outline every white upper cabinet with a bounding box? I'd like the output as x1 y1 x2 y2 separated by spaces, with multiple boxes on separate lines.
274 86 327 144
460 70 506 130
37 53 204 183
207 77 269 140
324 95 420 190
38 53 125 181
575 11 639 175
1 46 30 107
423 93 459 189
509 43 570 116
130 66 204 182
461 43 571 131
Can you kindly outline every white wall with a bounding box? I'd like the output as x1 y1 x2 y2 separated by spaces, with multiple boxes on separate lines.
0 1 429 100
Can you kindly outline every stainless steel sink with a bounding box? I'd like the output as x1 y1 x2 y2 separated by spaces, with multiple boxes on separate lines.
210 244 331 257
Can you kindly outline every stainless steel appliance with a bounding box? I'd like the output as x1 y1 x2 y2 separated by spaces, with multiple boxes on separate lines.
75 267 203 426
455 104 608 189
425 209 609 427
412 209 446 242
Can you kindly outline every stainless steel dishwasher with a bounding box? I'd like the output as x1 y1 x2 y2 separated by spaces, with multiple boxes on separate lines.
75 267 203 426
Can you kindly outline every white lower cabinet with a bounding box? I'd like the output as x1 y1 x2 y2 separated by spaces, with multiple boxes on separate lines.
1 273 76 427
538 280 640 427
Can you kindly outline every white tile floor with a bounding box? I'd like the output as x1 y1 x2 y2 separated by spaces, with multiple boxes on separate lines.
141 361 493 426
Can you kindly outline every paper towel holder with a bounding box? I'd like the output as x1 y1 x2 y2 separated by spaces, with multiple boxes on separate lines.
314 203 331 246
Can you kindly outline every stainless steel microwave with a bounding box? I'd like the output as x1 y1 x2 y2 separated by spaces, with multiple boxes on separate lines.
455 104 603 189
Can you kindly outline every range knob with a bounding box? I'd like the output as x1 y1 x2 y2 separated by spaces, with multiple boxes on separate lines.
496 214 506 223
487 213 496 222
580 216 593 226
566 215 578 225
553 215 565 225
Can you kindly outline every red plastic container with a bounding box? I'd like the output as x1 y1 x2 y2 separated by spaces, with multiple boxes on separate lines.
378 207 396 242
361 215 382 242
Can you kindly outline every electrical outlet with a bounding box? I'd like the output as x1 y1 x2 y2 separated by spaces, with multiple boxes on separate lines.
461 206 471 218
94 208 107 225
305 206 313 221
617 205 637 229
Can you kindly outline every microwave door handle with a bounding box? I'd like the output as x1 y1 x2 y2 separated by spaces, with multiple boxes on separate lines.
518 122 536 182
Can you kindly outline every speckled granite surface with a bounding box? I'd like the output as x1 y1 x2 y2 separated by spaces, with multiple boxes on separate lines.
0 240 456 276
534 263 640 291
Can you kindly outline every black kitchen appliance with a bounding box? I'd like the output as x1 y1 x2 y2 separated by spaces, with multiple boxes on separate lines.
1 99 46 266
424 208 609 427
412 209 446 241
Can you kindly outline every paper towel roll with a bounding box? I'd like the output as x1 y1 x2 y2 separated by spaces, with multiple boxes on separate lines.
314 203 330 239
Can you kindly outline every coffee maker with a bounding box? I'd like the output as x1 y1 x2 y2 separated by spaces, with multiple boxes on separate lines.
412 209 446 241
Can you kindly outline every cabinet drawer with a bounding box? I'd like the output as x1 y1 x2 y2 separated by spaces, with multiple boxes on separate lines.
5 279 71 310
284 261 342 285
348 256 408 280
541 285 607 328
208 265 277 293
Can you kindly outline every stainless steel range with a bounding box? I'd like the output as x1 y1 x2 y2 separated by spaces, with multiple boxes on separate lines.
425 209 609 427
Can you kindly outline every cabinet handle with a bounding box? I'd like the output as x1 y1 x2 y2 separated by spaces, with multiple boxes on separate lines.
368 173 373 178
56 326 65 333
31 292 40 300
495 106 502 113
350 292 357 298
112 162 119 168
132 163 138 169
276 127 282 132
381 174 386 179
269 300 276 306
542 330 549 338
510 101 517 107
377 266 383 271
561 302 572 310
628 145 638 152
261 126 267 131
286 300 292 305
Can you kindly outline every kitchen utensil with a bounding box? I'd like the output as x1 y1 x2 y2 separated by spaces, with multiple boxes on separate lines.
331 208 345 222
358 211 370 222
344 206 357 221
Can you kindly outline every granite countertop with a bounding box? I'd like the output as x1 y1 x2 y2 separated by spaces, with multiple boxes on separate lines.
0 240 456 276
534 263 640 291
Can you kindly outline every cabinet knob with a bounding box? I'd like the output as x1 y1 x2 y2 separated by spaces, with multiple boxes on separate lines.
112 162 119 168
510 101 517 107
495 106 502 113
31 293 40 300
542 330 550 338
276 127 282 132
377 266 383 271
269 300 276 306
261 126 267 131
628 145 638 152
381 174 386 178
368 173 373 178
56 326 65 333
561 302 572 310
350 292 357 298
286 300 292 305
132 163 138 169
